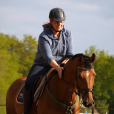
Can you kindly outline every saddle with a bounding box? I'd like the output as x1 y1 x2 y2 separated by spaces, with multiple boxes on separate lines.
16 68 57 104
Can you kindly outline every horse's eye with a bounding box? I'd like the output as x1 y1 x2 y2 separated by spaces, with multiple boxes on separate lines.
78 75 82 79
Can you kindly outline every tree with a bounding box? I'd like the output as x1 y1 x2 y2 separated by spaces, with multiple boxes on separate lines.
4 34 38 76
18 34 37 76
95 100 109 114
0 33 38 114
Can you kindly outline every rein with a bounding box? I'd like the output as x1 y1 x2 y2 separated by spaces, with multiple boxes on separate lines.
46 83 79 114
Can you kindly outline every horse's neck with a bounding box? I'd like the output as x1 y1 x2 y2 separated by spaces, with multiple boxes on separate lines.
63 57 78 82
48 58 78 105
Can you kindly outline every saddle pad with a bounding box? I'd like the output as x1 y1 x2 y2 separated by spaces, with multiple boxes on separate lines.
16 84 25 104
33 68 55 102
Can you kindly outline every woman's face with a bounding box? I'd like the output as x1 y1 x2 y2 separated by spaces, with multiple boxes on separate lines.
50 19 64 31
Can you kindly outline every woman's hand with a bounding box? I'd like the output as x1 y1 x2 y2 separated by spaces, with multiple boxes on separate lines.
56 66 64 78
50 60 64 78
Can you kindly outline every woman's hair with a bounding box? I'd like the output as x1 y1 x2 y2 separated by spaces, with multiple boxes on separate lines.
42 19 53 28
42 22 52 28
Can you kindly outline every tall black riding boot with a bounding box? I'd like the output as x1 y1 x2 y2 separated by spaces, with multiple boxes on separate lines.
23 88 33 114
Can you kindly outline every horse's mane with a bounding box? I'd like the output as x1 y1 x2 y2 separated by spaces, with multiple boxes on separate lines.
63 54 93 69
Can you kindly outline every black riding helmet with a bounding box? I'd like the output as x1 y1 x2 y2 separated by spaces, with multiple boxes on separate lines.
49 8 66 21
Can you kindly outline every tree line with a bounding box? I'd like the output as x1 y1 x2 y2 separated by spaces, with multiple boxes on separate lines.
85 46 114 114
0 32 114 114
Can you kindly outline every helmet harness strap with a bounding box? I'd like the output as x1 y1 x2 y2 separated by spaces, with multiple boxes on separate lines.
52 25 65 33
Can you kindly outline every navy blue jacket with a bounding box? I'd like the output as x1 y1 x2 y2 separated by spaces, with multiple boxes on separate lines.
34 27 73 66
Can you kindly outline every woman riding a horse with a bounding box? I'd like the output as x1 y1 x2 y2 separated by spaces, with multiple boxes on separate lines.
6 7 96 114
23 8 73 114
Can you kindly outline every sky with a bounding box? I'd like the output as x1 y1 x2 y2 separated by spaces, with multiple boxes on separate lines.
0 0 114 55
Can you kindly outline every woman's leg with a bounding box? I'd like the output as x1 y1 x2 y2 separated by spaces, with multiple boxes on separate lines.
23 64 51 114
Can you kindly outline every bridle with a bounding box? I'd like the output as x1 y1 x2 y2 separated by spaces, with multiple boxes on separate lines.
76 65 94 99
60 62 94 114
46 58 95 114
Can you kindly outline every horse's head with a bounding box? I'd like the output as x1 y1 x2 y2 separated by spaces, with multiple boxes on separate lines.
75 53 96 107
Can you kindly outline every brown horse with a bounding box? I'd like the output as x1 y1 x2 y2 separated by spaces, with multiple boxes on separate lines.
6 53 96 114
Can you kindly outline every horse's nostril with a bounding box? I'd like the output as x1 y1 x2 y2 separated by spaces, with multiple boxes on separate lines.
83 101 88 106
92 100 94 104
83 101 93 108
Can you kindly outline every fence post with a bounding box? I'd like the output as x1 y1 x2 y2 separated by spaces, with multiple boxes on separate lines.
92 105 94 114
0 105 6 106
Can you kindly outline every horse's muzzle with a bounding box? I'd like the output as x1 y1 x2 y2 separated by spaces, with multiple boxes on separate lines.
83 100 94 107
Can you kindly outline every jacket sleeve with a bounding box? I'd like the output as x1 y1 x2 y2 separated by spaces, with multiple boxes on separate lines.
66 31 74 56
39 36 54 64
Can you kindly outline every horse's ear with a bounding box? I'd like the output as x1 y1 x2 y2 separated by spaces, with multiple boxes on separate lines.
78 54 83 63
89 53 95 63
